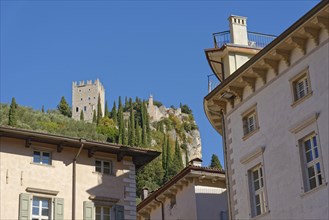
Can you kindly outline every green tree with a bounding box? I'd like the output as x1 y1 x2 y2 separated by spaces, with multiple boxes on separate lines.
105 100 109 118
97 117 118 143
135 122 142 147
111 101 117 124
162 134 167 170
172 138 184 173
210 154 223 170
8 97 18 126
97 94 103 125
80 110 84 121
42 105 45 113
128 98 135 146
163 135 172 183
181 104 192 114
57 96 71 117
93 109 97 123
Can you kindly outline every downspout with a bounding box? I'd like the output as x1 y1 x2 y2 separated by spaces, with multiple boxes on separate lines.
221 109 233 220
72 139 85 220
154 197 164 220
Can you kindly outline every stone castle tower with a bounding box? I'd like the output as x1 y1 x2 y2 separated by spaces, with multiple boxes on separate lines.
72 79 105 122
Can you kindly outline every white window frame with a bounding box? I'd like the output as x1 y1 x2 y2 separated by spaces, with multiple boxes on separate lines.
95 159 113 175
33 150 52 165
31 197 51 220
250 165 267 217
242 104 259 139
95 206 111 220
299 133 324 192
290 68 312 106
240 146 269 218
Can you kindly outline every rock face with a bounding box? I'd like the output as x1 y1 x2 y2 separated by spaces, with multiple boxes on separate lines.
147 95 202 162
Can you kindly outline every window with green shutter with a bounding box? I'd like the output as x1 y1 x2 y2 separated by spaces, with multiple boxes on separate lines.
19 193 31 220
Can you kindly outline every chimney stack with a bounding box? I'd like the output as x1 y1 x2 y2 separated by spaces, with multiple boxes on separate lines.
141 187 149 200
229 15 248 46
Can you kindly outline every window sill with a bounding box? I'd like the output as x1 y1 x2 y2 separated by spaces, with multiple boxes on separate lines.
291 91 313 108
300 182 328 198
242 127 260 141
30 162 54 168
92 171 115 177
251 210 270 220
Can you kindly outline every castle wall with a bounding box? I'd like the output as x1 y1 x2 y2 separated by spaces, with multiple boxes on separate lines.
72 79 105 122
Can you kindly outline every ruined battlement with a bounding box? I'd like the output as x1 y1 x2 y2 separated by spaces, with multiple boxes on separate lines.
72 79 105 122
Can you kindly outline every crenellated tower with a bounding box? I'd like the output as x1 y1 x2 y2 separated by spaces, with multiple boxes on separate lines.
72 79 105 122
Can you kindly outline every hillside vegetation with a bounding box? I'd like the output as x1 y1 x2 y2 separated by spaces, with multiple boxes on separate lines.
0 96 199 200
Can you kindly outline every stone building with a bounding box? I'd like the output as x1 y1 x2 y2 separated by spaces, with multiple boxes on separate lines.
204 1 328 219
0 126 160 220
72 79 105 122
137 159 227 220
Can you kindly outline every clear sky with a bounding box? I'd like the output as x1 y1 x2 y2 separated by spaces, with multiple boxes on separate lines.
0 0 319 166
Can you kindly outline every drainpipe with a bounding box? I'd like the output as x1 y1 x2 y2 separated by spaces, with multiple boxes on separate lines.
72 139 85 220
221 109 233 220
154 197 164 220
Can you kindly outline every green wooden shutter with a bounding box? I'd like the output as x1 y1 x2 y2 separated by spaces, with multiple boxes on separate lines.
115 205 124 220
83 201 94 220
53 198 64 220
19 193 31 220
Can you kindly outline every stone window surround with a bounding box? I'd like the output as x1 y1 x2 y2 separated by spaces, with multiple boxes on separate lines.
289 112 327 195
289 66 313 107
240 146 270 219
241 104 260 140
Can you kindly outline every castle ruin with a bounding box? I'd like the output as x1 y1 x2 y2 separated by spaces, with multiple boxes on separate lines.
72 79 105 122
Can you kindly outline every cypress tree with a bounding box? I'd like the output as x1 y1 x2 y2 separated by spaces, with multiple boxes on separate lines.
80 110 84 121
210 154 223 170
163 135 172 183
123 119 128 145
173 138 184 173
57 96 71 117
105 100 109 118
162 134 167 170
141 101 147 146
111 101 117 124
128 98 135 146
97 94 103 124
42 105 45 113
8 97 18 126
135 122 142 147
118 97 124 144
93 110 97 123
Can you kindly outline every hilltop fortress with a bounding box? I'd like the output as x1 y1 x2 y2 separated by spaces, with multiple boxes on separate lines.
72 79 105 122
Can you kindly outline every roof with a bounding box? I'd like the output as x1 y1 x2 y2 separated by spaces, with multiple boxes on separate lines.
0 126 160 170
203 0 329 134
137 165 225 212
206 0 328 102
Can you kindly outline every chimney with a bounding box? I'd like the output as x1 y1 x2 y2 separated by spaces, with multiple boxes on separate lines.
141 187 149 200
229 15 248 46
189 158 203 167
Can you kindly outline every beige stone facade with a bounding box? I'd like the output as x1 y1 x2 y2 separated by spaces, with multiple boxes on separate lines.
137 162 227 220
72 79 105 122
204 1 329 219
0 126 160 220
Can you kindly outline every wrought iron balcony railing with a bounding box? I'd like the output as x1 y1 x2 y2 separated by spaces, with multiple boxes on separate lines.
213 31 277 49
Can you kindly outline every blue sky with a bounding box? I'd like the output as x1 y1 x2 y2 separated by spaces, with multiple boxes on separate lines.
0 0 319 166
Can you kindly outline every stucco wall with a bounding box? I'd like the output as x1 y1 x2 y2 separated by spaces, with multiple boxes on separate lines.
0 137 135 219
226 32 328 219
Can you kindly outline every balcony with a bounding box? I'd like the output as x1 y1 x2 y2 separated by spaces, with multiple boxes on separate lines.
213 31 277 49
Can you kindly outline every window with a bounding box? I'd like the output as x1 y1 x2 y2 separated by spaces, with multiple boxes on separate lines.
300 133 323 191
95 159 112 175
84 106 87 111
291 69 312 105
249 165 267 217
96 206 111 220
242 106 259 138
33 150 51 165
32 197 50 220
76 107 79 112
170 195 176 209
